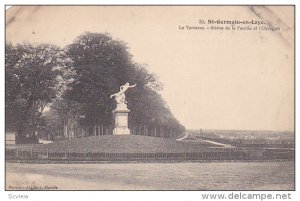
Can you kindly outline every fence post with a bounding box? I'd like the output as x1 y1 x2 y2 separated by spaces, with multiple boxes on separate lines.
46 149 49 158
64 149 67 159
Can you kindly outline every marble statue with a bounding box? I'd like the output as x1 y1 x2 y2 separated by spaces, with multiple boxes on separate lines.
110 83 136 135
110 83 136 104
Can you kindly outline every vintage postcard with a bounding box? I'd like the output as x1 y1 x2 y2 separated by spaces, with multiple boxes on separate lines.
5 5 294 191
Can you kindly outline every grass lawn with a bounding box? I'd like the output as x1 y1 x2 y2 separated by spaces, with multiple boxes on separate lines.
32 135 221 152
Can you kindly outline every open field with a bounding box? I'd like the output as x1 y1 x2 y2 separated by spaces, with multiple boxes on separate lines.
6 161 294 190
189 129 294 139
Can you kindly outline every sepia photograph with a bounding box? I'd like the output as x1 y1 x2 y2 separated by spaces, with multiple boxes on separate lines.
5 5 295 191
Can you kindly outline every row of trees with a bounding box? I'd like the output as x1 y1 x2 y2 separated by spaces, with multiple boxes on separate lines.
6 32 185 143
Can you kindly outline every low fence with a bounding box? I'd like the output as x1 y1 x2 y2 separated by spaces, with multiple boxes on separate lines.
5 147 294 162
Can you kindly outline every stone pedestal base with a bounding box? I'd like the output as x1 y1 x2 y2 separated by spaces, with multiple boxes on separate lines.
113 127 131 135
112 103 131 135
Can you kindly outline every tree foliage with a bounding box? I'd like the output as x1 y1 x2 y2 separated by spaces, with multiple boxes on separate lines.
5 43 64 143
6 32 185 142
63 32 185 133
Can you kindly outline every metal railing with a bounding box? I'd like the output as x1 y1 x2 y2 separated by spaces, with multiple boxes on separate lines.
5 147 295 161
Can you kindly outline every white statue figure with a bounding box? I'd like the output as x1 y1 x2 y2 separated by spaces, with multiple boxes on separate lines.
110 83 136 104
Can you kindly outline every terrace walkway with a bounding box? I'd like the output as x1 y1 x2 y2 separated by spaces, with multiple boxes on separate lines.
177 132 234 148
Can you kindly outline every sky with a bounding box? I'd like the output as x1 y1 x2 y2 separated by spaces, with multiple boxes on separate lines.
6 6 294 131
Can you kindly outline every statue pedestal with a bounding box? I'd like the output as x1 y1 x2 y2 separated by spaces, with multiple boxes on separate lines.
112 103 131 135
